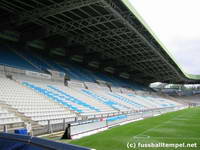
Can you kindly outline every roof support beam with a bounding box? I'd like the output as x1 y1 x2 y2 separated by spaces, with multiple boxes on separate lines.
134 58 161 64
100 0 183 81
18 0 102 25
75 27 133 42
0 0 103 27
91 38 142 49
49 13 122 35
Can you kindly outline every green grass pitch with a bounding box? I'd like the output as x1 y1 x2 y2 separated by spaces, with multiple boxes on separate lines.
61 107 200 150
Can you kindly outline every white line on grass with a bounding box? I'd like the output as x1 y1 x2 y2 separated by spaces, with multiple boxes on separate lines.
130 112 189 141
133 136 200 140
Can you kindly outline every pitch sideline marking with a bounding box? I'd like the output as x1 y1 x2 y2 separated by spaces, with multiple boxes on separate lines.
133 136 200 140
129 111 191 141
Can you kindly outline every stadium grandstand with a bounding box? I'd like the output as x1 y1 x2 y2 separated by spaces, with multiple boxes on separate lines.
0 0 199 150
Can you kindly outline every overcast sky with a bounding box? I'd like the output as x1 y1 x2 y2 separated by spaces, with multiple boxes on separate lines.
129 0 200 75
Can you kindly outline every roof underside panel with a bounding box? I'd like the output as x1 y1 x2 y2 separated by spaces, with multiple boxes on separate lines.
0 0 199 84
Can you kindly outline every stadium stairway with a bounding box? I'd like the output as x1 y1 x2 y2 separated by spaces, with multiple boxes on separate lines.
0 105 22 131
0 76 42 131
0 100 41 130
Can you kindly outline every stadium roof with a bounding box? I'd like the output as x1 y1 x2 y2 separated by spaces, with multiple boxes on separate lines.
0 0 200 84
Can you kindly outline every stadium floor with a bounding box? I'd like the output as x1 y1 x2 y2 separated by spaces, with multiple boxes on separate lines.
50 107 200 150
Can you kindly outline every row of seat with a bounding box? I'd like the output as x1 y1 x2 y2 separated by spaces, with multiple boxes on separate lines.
0 77 76 125
81 89 130 111
4 47 147 90
127 94 179 108
0 106 22 125
107 92 145 109
22 82 117 114
0 47 39 72
22 82 83 113
106 115 127 122
0 118 22 125
56 85 116 113
48 85 100 112
0 75 181 127
38 117 76 126
31 114 76 121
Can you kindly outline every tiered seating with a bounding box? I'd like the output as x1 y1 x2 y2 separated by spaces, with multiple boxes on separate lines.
0 76 23 126
106 92 146 110
63 62 96 82
52 85 116 115
0 46 39 72
81 89 130 111
127 94 180 108
26 54 91 82
106 115 127 122
8 50 81 81
48 85 100 112
35 58 80 80
0 66 4 73
147 96 179 107
17 50 50 72
0 106 22 125
1 47 151 91
0 73 181 129
0 47 183 130
0 77 75 125
122 93 158 109
22 82 116 115
22 82 83 113
141 96 173 108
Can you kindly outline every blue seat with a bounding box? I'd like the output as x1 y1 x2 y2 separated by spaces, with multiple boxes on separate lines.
108 93 145 108
81 89 129 110
107 115 127 122
18 51 50 72
0 47 39 72
48 85 100 112
22 82 83 113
